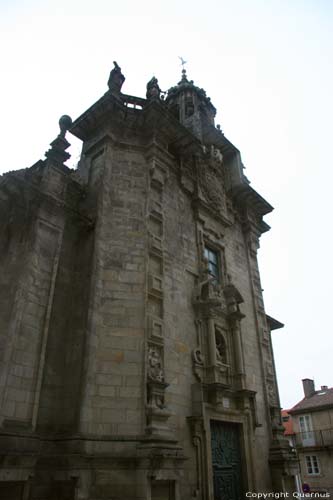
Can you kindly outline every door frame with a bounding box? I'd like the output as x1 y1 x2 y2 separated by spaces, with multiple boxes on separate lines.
205 412 252 500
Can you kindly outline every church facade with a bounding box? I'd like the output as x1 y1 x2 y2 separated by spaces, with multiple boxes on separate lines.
0 63 298 499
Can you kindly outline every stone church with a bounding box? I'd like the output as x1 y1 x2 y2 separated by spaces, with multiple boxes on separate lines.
0 63 298 499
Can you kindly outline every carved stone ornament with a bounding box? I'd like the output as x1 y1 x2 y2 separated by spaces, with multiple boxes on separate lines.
223 277 244 318
45 116 72 165
192 347 205 382
266 361 274 377
267 380 277 405
198 146 225 212
146 76 161 100
246 232 260 256
107 61 125 93
192 347 204 365
147 346 164 382
193 257 223 308
148 390 166 410
215 331 227 365
58 115 72 139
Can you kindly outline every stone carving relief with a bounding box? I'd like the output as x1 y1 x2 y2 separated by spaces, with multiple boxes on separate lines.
148 391 166 410
215 330 227 365
267 380 277 406
223 277 244 318
192 347 205 382
266 361 274 378
148 346 164 382
193 257 224 309
198 145 226 213
246 231 260 257
192 347 204 366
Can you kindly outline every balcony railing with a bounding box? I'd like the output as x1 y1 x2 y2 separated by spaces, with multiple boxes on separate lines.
294 429 333 448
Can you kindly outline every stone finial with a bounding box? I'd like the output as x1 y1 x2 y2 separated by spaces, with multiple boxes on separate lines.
178 56 188 82
107 61 125 93
146 76 161 100
181 68 188 82
45 115 72 165
58 115 72 138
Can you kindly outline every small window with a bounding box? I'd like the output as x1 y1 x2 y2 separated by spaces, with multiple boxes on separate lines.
282 416 289 422
204 247 220 282
305 455 320 475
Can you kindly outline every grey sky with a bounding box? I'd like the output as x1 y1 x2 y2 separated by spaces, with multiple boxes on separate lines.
1 0 332 409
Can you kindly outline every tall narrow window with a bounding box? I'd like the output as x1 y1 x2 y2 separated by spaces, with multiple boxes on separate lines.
204 247 220 282
305 455 320 475
299 415 315 446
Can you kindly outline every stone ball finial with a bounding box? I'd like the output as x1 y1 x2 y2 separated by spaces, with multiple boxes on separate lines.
59 115 72 138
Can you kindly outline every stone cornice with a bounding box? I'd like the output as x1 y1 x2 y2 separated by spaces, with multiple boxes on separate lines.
231 182 273 218
266 315 284 331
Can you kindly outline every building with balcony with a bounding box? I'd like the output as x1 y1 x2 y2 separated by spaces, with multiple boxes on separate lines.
289 379 333 495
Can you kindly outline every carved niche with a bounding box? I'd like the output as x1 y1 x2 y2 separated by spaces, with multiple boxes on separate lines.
215 329 227 365
147 345 164 382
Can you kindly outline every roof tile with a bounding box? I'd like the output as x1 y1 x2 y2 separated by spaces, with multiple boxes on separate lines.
289 387 333 413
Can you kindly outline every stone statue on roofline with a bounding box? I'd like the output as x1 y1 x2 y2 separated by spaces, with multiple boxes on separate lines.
146 76 161 100
108 61 125 93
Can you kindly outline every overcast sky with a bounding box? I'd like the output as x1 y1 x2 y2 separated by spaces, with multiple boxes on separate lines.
1 0 332 409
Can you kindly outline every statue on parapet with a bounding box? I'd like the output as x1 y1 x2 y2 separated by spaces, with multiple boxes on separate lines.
108 61 125 93
146 76 161 100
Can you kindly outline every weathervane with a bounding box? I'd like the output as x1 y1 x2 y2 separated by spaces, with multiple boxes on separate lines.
178 56 187 70
178 56 188 82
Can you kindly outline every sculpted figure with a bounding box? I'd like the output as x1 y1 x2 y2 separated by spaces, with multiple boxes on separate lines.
146 76 161 100
148 347 164 382
108 61 125 93
194 257 222 303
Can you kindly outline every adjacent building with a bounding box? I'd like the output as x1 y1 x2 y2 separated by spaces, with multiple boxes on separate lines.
288 379 333 495
0 63 298 499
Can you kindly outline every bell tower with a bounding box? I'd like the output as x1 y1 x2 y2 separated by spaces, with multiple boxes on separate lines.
166 68 216 140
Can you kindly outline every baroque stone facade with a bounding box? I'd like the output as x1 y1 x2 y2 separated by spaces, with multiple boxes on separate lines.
0 63 298 499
